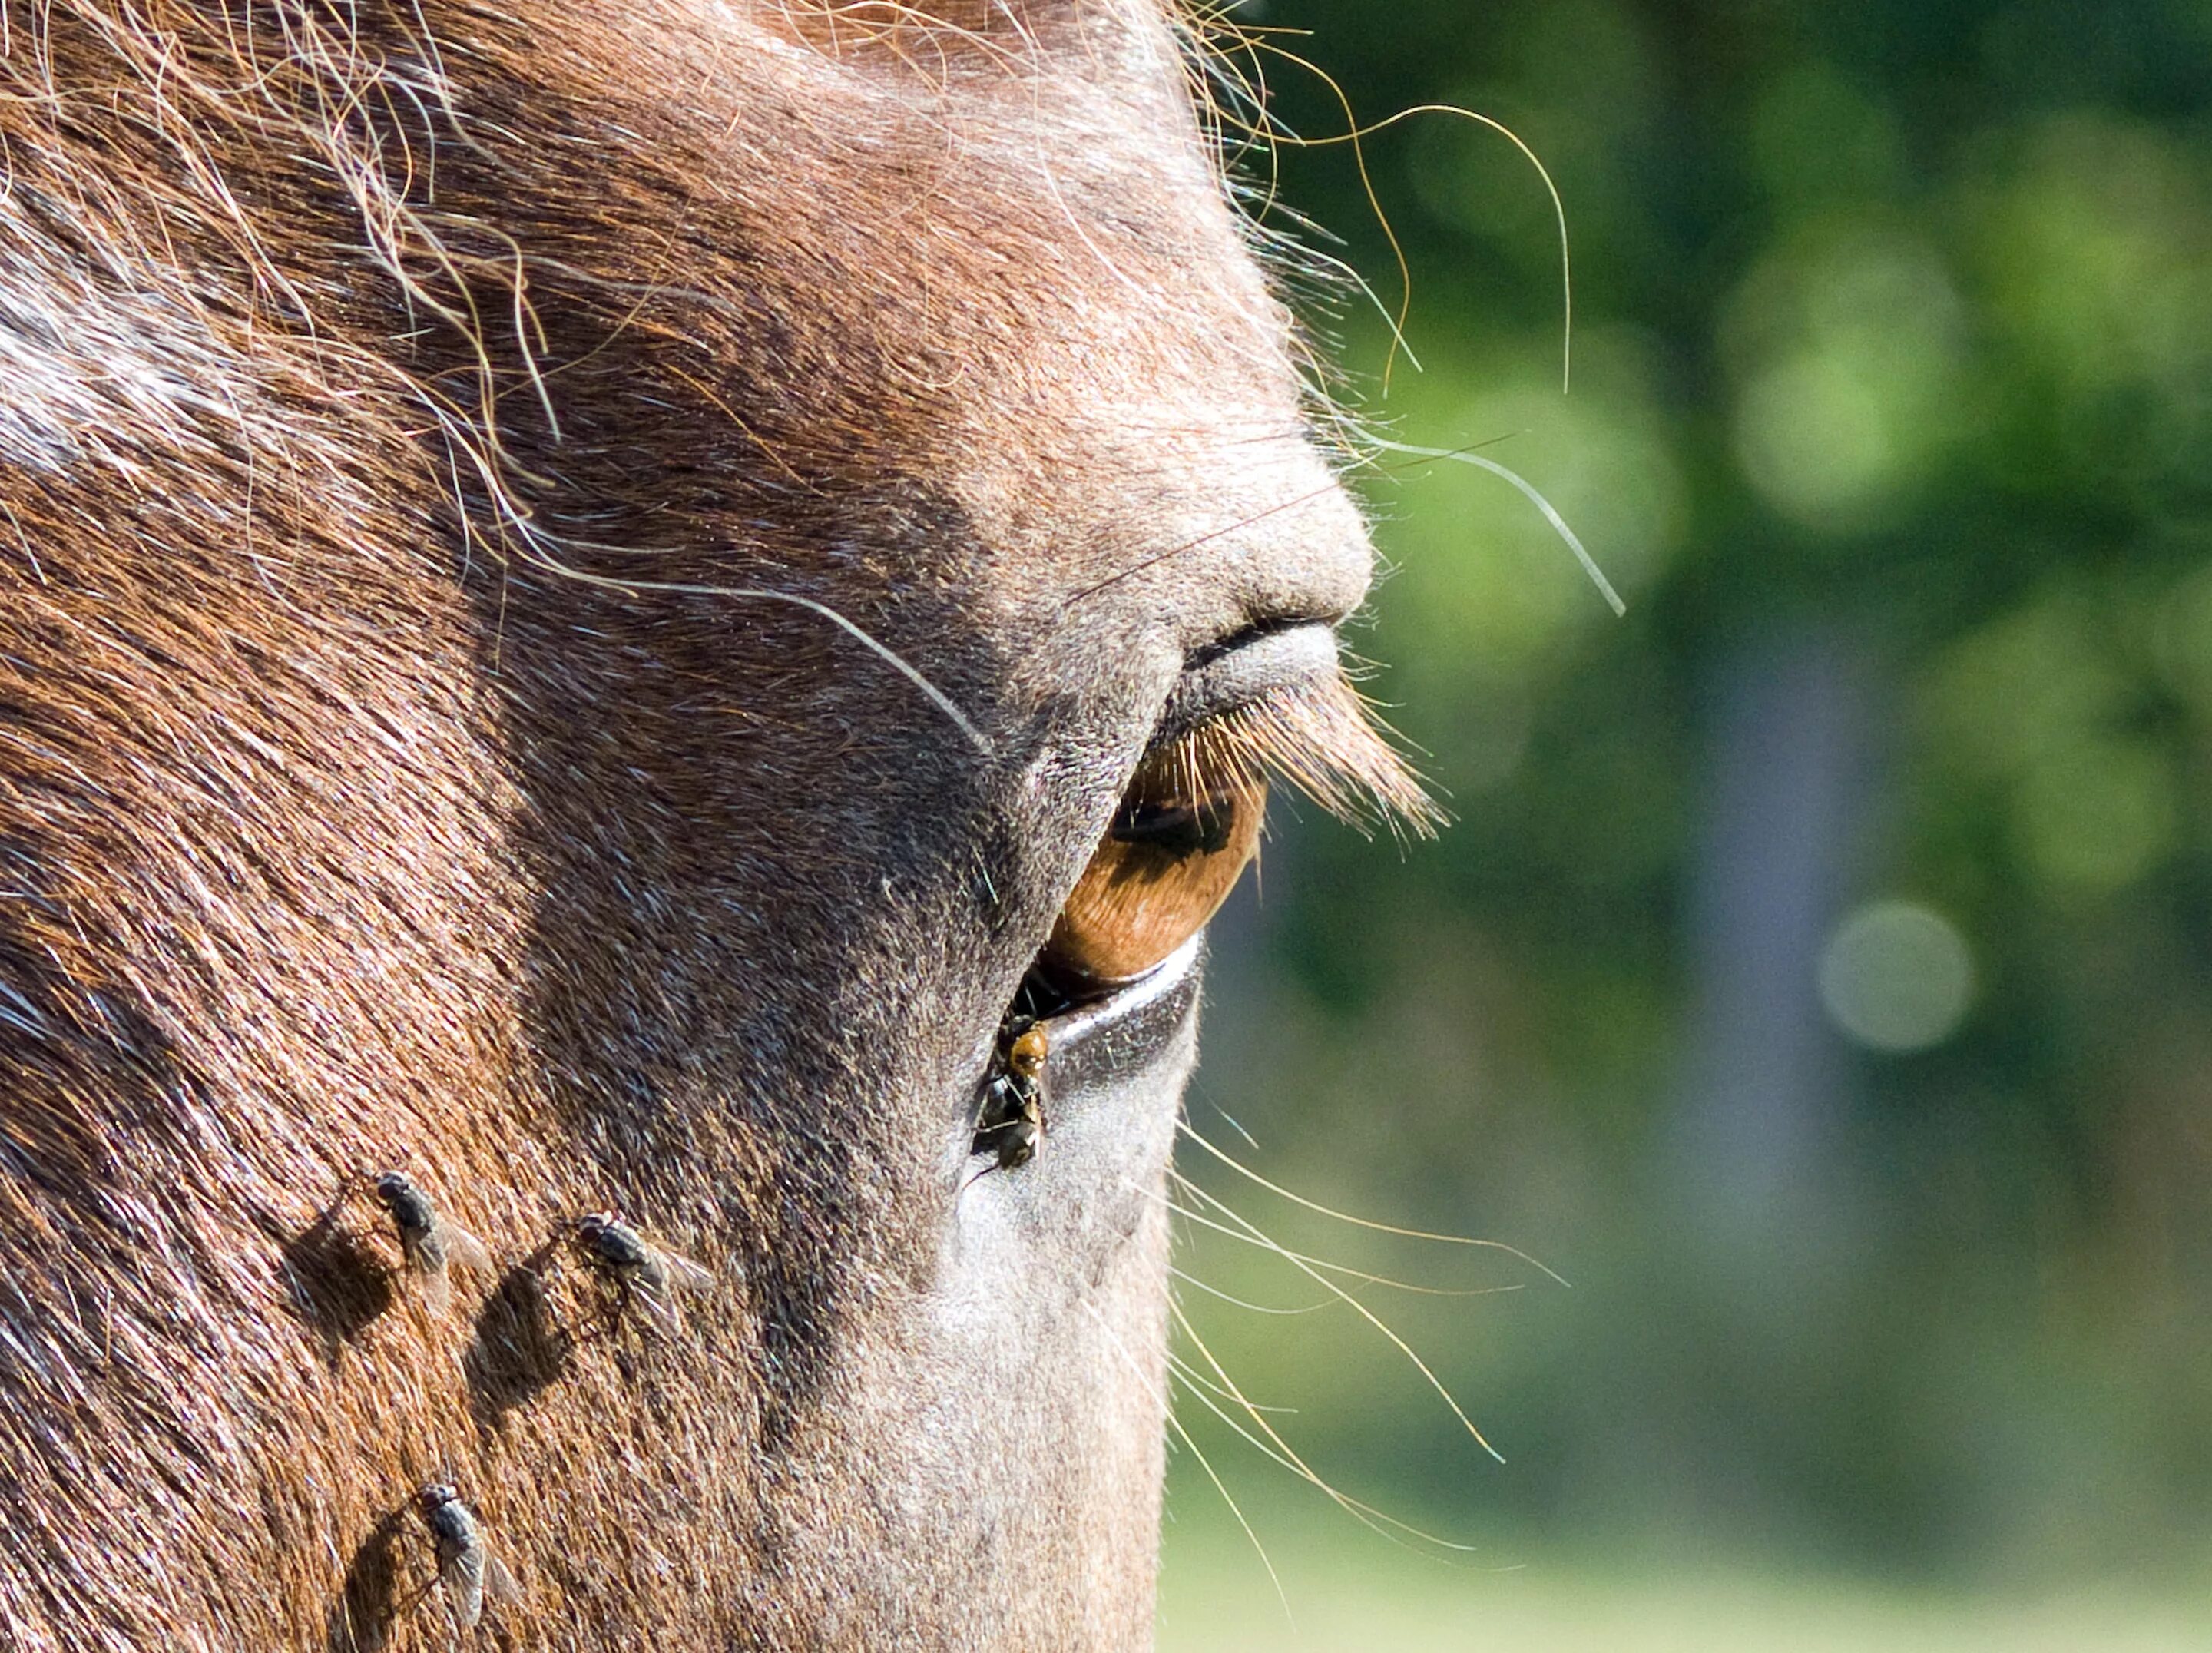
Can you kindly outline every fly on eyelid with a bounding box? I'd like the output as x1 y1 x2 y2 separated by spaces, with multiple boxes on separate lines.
969 1012 1048 1184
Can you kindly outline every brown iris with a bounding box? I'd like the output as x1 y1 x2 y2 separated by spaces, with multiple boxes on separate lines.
1038 753 1266 989
1030 668 1438 999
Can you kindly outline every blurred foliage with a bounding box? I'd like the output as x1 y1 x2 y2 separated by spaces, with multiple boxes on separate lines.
1168 0 2212 1603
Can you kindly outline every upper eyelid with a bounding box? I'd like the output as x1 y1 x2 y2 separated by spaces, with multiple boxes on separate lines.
1143 624 1442 836
1151 623 1345 754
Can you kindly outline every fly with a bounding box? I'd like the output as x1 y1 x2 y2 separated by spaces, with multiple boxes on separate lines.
416 1481 522 1629
968 1013 1048 1184
369 1171 492 1313
567 1212 714 1337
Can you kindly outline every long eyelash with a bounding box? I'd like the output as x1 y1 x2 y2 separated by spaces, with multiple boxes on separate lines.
1157 673 1445 838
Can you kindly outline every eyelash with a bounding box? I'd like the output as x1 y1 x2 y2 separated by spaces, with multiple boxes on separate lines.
1167 671 1440 835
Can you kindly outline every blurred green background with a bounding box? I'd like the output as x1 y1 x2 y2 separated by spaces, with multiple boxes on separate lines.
1158 0 2212 1644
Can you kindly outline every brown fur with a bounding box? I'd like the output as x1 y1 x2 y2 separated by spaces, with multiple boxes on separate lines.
0 0 1392 1645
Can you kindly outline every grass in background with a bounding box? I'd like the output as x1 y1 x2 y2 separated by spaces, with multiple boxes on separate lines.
1157 1502 2210 1651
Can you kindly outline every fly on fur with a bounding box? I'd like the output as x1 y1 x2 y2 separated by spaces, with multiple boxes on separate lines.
969 1013 1048 1183
368 1170 492 1313
568 1212 714 1336
415 1481 522 1630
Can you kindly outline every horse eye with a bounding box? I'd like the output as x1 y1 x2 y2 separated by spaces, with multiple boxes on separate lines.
1036 747 1265 992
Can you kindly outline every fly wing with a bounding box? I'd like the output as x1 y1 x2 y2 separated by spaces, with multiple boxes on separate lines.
483 1553 524 1611
629 1281 686 1338
419 1263 452 1315
398 1230 440 1276
435 1218 493 1276
658 1251 714 1293
442 1545 486 1629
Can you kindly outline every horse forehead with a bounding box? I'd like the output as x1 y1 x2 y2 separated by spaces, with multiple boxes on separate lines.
510 2 1332 627
561 1 1286 375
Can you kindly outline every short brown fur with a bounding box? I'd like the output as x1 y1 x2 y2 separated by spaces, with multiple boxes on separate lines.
0 0 1399 1645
